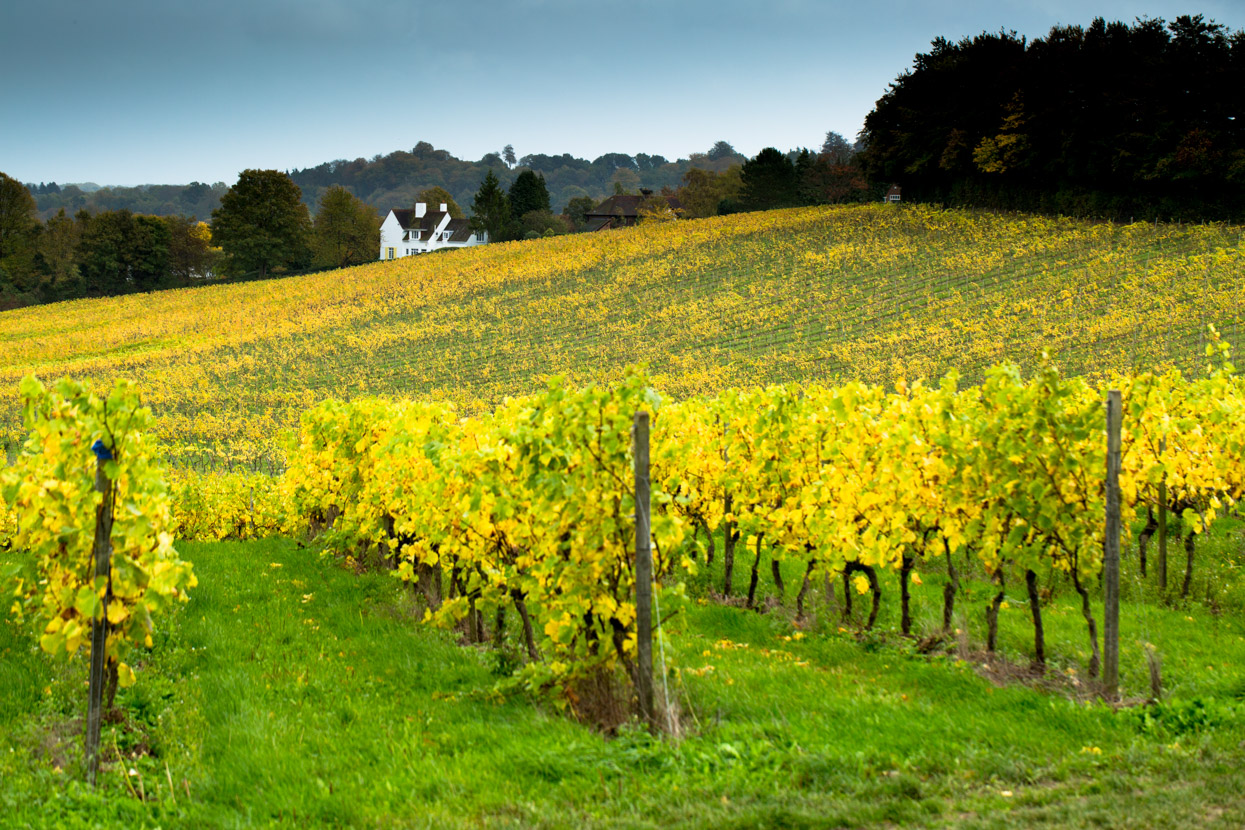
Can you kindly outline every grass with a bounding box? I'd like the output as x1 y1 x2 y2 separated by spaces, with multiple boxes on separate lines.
3 521 1244 828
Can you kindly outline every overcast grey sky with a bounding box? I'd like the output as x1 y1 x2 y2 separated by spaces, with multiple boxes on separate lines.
3 0 1242 186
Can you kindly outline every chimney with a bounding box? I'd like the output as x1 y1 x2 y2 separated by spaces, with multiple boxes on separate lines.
415 203 427 218
439 202 448 213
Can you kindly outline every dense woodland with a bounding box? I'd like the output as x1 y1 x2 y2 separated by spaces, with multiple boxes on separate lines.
4 14 1243 309
861 15 1245 220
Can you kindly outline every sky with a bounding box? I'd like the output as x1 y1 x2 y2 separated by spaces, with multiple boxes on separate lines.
3 0 1244 187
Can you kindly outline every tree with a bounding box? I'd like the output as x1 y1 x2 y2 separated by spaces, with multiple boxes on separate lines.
0 172 39 295
469 170 511 242
77 210 171 295
35 209 84 298
820 131 856 166
799 155 869 204
517 209 568 239
508 171 551 220
563 195 598 230
707 141 738 161
211 169 311 277
313 187 381 270
637 193 678 224
610 168 641 195
740 148 800 210
415 186 464 218
676 166 743 218
503 145 517 168
164 215 220 280
859 17 1245 219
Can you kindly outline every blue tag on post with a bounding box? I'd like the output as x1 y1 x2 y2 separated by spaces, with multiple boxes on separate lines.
91 440 113 461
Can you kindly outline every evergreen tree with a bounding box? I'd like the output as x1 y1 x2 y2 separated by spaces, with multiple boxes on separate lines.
470 170 511 242
507 171 551 220
740 148 800 210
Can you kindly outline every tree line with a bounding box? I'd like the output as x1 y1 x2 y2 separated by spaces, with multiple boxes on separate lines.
860 14 1245 221
470 133 872 241
3 136 873 306
27 181 229 223
22 143 750 223
0 171 384 307
21 138 870 227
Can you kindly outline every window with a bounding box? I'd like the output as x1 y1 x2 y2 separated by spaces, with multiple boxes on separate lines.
387 247 395 259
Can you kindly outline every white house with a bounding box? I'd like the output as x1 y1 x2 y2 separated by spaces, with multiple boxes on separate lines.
379 203 487 260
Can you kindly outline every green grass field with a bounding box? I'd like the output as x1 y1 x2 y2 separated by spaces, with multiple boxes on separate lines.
4 519 1244 828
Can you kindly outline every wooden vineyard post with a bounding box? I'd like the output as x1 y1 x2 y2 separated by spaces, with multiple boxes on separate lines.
1103 391 1122 701
86 440 115 787
1157 437 1168 592
722 442 735 598
633 412 655 732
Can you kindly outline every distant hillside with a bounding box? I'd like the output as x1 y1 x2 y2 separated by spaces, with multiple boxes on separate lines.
2 204 1241 470
288 140 747 221
28 180 228 222
27 142 749 221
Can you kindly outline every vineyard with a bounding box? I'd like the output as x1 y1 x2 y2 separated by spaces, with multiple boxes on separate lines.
3 205 1245 827
1 204 1243 470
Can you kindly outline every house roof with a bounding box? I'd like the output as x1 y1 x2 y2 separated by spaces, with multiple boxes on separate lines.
585 193 682 220
586 194 642 219
445 218 474 242
418 211 448 232
390 208 417 228
886 185 902 196
389 207 479 243
389 208 455 232
583 217 615 232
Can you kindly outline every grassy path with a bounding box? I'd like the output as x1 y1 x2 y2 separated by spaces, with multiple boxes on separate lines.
2 537 1245 828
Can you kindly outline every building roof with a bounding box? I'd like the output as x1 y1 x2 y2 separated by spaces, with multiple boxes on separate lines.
390 208 417 228
445 218 474 242
388 207 480 244
418 211 448 233
586 194 643 219
583 217 615 232
585 193 682 221
389 207 456 233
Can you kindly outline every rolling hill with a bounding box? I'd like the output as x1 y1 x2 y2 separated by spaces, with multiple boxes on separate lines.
1 203 1241 468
